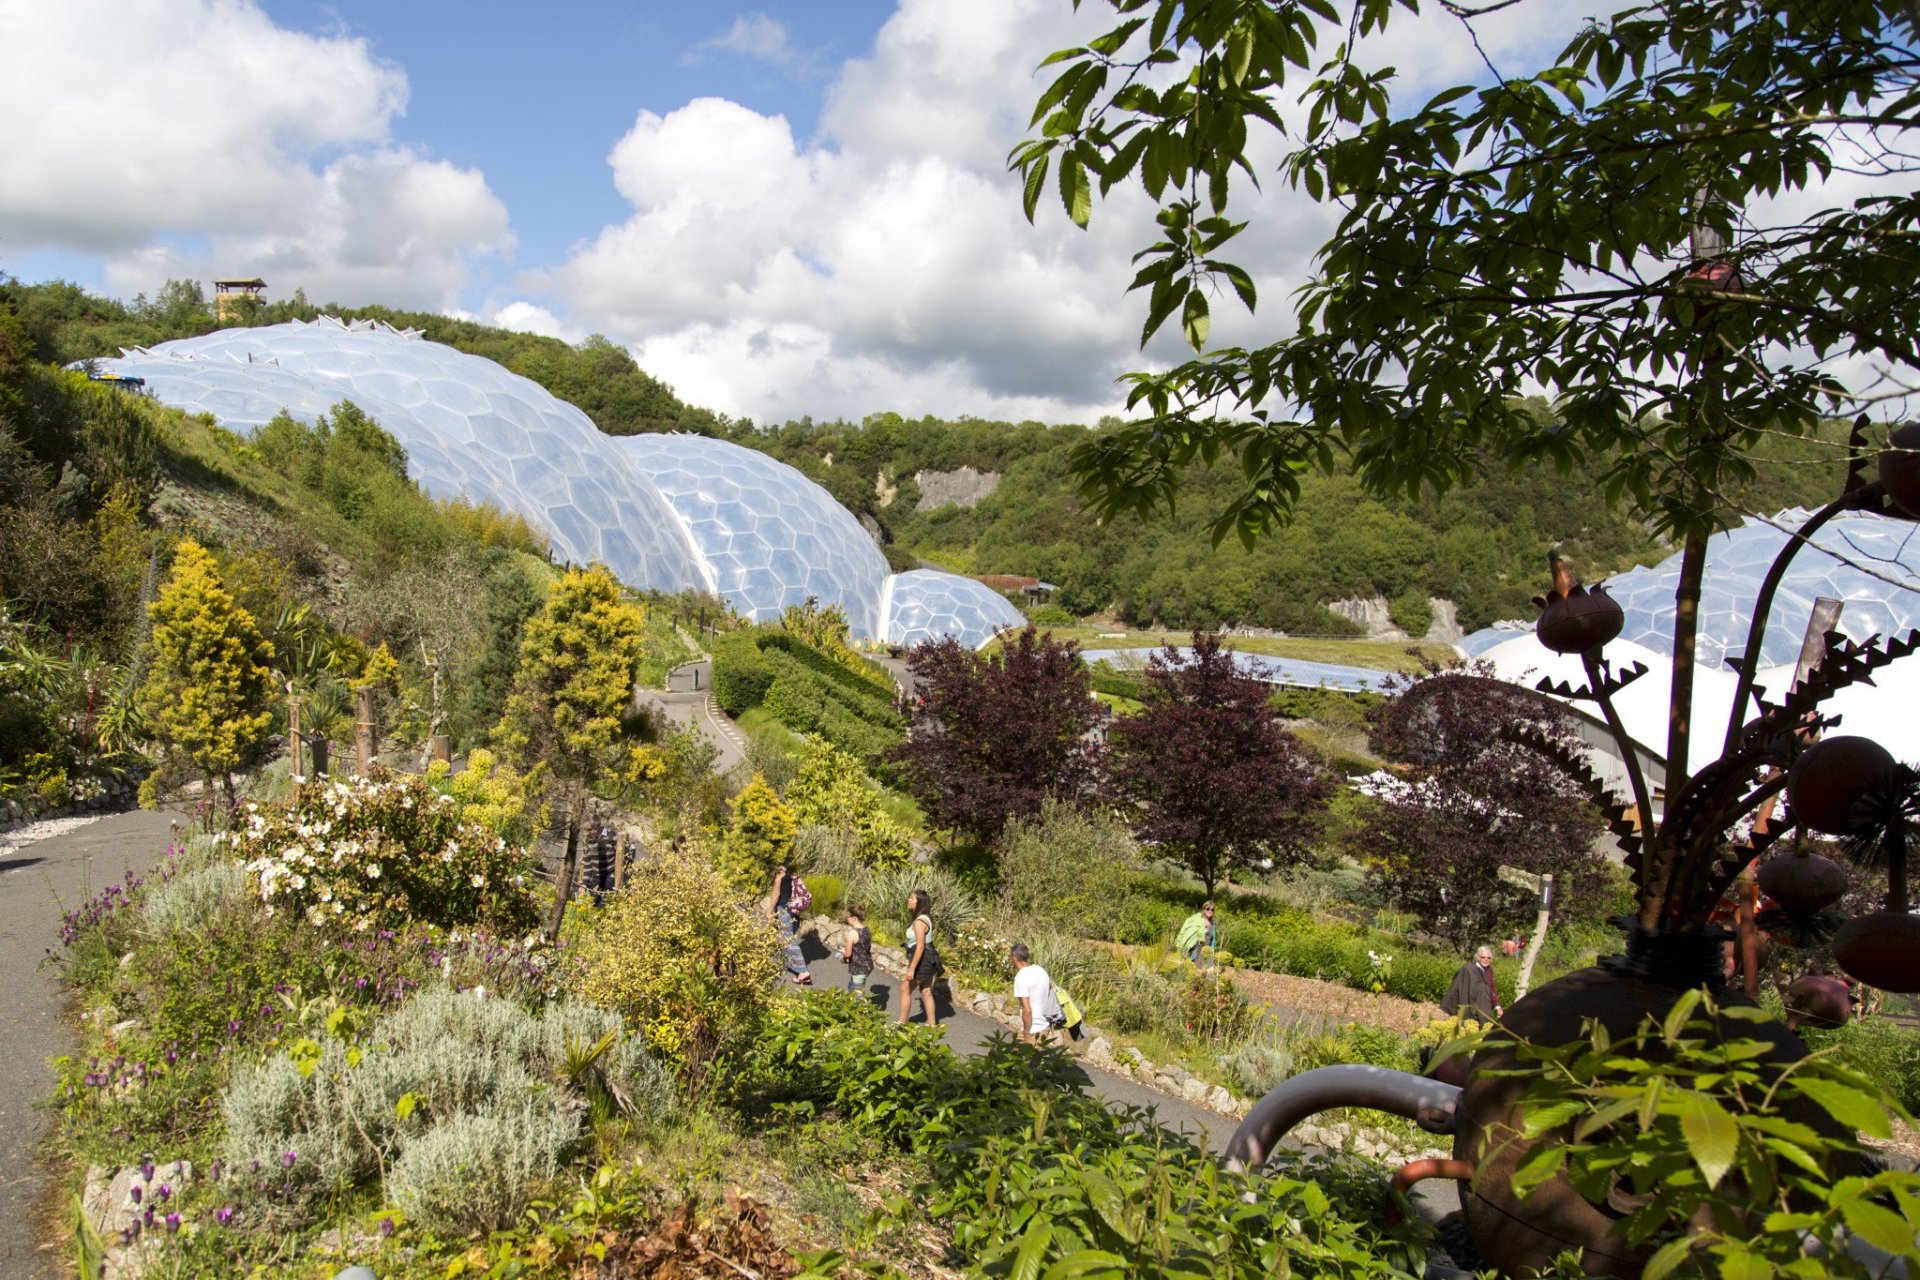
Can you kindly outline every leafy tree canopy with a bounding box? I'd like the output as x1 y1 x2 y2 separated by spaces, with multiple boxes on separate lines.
1106 632 1334 894
1014 0 1920 544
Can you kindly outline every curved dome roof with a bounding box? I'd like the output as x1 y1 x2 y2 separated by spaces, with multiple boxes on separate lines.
1460 510 1920 670
881 570 1026 650
95 318 1022 649
618 433 892 639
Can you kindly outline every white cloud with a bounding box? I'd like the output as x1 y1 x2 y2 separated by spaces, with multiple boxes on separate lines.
552 0 1587 425
693 13 799 66
487 301 575 341
0 0 511 309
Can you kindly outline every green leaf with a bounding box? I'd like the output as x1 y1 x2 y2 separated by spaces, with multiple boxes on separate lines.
1662 988 1703 1043
396 1091 419 1121
1840 1197 1915 1255
1022 153 1051 223
1642 1236 1696 1280
1043 1251 1128 1279
1182 288 1210 351
1795 1077 1893 1139
1678 1092 1738 1189
1715 1249 1772 1280
1011 1221 1054 1280
1060 157 1092 229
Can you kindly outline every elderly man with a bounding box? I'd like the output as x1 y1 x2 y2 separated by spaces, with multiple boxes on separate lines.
1441 945 1503 1023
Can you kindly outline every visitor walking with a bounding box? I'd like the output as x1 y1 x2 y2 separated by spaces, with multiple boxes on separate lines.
768 863 812 987
898 888 942 1027
841 902 874 997
1010 943 1063 1044
1441 945 1502 1023
1177 900 1217 968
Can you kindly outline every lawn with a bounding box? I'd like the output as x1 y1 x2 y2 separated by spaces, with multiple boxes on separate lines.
1000 625 1455 673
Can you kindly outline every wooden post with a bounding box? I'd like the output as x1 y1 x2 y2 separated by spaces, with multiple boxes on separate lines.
1514 874 1554 1002
310 736 329 777
354 686 375 775
288 697 305 780
429 734 451 766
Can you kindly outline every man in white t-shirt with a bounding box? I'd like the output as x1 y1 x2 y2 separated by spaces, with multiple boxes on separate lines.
1010 943 1062 1043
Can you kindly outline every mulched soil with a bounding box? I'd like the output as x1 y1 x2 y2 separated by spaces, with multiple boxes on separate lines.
1225 966 1443 1033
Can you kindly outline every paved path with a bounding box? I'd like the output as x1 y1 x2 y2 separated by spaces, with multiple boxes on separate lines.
0 808 180 1278
792 934 1237 1151
639 660 748 775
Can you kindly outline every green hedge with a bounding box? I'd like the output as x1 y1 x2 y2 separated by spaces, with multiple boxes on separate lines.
712 633 774 715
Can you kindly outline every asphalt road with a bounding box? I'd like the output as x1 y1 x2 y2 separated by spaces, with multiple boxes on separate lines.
0 807 180 1278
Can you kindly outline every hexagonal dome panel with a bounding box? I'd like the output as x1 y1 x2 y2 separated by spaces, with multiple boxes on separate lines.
1459 509 1920 669
95 318 704 592
881 570 1026 650
619 433 892 638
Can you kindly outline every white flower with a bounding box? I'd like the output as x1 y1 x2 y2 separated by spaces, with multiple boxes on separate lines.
470 874 486 888
366 864 382 879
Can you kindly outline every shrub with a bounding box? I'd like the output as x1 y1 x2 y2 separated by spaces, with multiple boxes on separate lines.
227 769 539 935
222 985 666 1223
803 872 846 918
785 736 912 868
996 799 1140 926
1806 1015 1920 1114
851 863 983 943
424 747 545 846
711 634 774 716
389 1102 581 1233
716 773 796 893
576 848 784 1084
735 998 1424 1277
1219 1042 1297 1098
138 860 248 936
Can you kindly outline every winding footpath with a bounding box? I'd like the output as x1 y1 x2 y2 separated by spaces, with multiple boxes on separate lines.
0 808 180 1278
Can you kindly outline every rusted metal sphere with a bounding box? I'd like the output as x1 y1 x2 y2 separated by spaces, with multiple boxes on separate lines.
1455 963 1832 1276
1755 850 1849 914
1833 911 1920 993
1881 422 1920 519
1783 975 1853 1029
1788 736 1898 836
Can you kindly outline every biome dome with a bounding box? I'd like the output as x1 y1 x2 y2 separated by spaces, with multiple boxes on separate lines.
93 318 1025 649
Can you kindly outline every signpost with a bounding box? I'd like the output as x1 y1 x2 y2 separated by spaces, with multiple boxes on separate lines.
1497 866 1555 1000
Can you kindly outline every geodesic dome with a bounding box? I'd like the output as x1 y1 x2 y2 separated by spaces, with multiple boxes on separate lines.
93 318 1022 648
880 570 1027 650
618 433 892 639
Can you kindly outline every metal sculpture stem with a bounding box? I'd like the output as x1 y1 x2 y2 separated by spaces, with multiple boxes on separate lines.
1222 1066 1461 1173
1583 651 1659 922
1719 494 1860 758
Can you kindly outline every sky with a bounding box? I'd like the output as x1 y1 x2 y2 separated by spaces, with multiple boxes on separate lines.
0 0 1578 427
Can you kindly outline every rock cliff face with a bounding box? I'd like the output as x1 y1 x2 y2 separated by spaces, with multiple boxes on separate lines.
1327 595 1463 643
914 466 1000 511
1329 595 1407 640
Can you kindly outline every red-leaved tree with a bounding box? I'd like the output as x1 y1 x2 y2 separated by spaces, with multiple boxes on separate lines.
1105 633 1332 896
1351 663 1610 952
890 626 1101 845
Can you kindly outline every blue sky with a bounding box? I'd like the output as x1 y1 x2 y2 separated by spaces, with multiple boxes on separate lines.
1 0 1582 424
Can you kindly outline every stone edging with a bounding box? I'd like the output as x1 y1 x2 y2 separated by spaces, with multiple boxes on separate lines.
0 781 138 835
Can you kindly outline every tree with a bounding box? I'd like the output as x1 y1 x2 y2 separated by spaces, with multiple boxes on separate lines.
890 626 1101 845
494 565 660 937
136 539 276 800
785 735 912 867
1349 664 1610 952
1105 633 1331 895
1016 0 1920 795
718 772 796 893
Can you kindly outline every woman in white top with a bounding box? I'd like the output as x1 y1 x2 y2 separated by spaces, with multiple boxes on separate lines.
1009 943 1062 1042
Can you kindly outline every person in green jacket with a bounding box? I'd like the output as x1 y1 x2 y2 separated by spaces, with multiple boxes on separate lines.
1177 900 1217 966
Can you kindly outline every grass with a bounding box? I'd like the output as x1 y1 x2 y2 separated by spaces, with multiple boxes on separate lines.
997 625 1454 673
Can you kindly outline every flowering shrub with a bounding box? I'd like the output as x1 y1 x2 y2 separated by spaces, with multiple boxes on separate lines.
228 769 538 934
424 748 545 846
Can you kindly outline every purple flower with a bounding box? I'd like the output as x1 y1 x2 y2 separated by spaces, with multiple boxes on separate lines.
155 1184 171 1202
215 1206 235 1227
379 1216 395 1238
280 1151 297 1169
129 1186 141 1205
140 1160 155 1182
119 1227 135 1247
164 1212 181 1234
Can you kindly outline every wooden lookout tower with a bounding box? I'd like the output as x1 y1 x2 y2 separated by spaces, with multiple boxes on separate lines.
213 277 266 322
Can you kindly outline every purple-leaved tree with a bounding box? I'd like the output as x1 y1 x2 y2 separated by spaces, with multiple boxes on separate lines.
1106 632 1331 896
1352 663 1610 952
890 626 1101 846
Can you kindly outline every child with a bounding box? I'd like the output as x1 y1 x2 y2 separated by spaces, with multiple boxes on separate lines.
841 903 874 997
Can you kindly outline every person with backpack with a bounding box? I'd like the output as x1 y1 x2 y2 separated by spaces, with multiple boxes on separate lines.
768 863 812 986
1177 900 1217 968
840 902 874 997
1010 943 1064 1044
898 888 942 1027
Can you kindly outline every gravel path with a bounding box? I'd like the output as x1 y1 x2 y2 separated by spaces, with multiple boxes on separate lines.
0 808 181 1278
